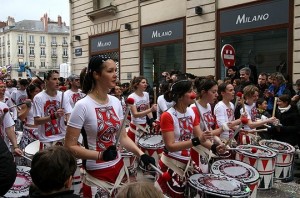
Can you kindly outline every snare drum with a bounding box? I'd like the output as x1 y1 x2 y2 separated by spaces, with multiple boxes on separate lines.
186 173 250 198
235 145 277 189
259 139 295 180
24 140 40 165
138 134 164 165
211 159 260 198
120 147 137 175
4 166 32 198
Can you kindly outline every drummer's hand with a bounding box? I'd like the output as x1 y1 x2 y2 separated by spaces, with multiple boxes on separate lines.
55 108 65 119
216 144 226 154
203 131 213 141
140 154 156 169
267 117 277 125
14 147 23 156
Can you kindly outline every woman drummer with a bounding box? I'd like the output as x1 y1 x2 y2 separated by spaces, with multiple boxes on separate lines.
154 79 225 198
65 55 155 197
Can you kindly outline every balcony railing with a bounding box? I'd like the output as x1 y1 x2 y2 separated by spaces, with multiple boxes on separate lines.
29 42 35 45
29 53 35 57
62 42 68 47
17 40 24 44
51 54 57 58
40 54 46 58
62 54 68 58
40 42 46 46
51 42 57 46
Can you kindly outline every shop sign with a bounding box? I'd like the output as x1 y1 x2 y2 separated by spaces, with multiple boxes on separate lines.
90 32 119 53
220 0 289 33
142 19 183 45
75 48 82 56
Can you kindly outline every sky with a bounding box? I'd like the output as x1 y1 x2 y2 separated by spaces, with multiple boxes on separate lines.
0 0 70 25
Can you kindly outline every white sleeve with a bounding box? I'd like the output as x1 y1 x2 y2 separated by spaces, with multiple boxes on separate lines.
214 104 227 127
68 101 86 129
33 95 43 118
157 96 168 112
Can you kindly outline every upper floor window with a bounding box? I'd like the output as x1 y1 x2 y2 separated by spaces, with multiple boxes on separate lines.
52 48 57 55
18 34 23 43
40 36 45 44
30 47 34 55
63 48 68 56
93 0 113 9
51 37 56 44
63 37 68 44
29 35 34 43
41 47 45 55
18 46 23 55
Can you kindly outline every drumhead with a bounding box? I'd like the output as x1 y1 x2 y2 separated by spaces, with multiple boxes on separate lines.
188 173 250 197
211 159 260 184
138 135 164 149
236 145 277 158
25 140 40 156
4 166 32 198
259 140 295 154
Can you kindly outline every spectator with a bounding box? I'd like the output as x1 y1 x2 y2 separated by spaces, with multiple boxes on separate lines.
29 146 80 197
235 67 253 93
291 79 300 114
116 182 164 198
256 73 268 98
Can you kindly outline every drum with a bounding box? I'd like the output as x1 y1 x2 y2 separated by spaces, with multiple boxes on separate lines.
138 134 164 165
190 145 210 173
4 166 32 198
24 140 40 165
235 145 277 189
259 139 295 180
120 147 137 175
71 159 82 195
211 159 260 198
186 173 250 198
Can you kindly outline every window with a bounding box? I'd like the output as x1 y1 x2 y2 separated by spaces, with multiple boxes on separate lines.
29 35 34 43
29 47 34 55
30 61 34 68
18 34 23 43
41 61 45 68
52 48 57 55
52 59 57 68
41 47 45 55
18 46 23 55
63 48 68 56
63 37 68 44
40 36 45 44
93 0 113 9
51 37 56 44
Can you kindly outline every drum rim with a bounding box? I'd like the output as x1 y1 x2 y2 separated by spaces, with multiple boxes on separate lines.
188 173 250 197
5 166 31 197
138 134 164 148
259 139 295 153
211 159 260 183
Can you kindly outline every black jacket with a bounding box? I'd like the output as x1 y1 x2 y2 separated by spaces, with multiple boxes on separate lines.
268 105 300 146
30 190 80 198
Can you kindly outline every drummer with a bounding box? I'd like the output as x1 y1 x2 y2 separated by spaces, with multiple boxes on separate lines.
154 79 225 198
33 70 72 149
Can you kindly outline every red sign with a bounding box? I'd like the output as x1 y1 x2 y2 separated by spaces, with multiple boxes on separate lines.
221 44 235 68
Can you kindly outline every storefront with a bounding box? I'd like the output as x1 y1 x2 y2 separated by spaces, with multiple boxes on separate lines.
217 0 293 82
141 18 185 87
89 31 120 78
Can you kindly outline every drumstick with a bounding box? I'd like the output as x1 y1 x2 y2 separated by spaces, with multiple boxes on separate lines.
234 92 243 110
225 117 248 147
272 97 278 117
241 94 245 113
149 164 171 181
249 128 267 133
22 155 32 161
115 98 135 146
153 87 157 104
227 147 257 153
59 86 67 108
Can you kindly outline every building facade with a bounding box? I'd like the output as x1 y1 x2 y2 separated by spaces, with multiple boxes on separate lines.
0 14 70 79
69 0 300 86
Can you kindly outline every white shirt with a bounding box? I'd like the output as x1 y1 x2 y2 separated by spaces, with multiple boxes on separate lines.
68 95 123 170
214 101 235 139
128 92 150 125
64 89 86 109
156 95 174 122
0 102 15 149
33 90 72 143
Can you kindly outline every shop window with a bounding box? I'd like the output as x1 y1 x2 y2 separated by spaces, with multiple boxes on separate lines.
220 29 288 82
142 43 184 87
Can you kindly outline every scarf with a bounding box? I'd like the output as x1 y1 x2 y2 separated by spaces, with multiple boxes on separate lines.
278 105 291 113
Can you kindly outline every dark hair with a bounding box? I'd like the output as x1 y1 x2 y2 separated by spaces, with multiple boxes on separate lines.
164 80 192 103
256 97 266 108
26 84 40 99
194 78 217 98
44 70 59 80
30 146 76 194
278 94 291 104
159 80 170 94
80 55 111 94
19 79 29 86
116 182 164 198
130 76 146 91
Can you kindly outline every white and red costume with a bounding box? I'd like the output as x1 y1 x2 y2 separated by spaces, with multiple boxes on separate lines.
68 95 128 197
155 107 199 198
33 90 72 144
127 92 150 142
64 89 86 109
214 101 235 139
0 102 15 150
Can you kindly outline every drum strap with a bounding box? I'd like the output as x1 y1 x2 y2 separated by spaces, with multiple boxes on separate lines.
128 121 149 136
81 164 129 195
192 145 215 161
161 154 192 177
81 127 89 169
